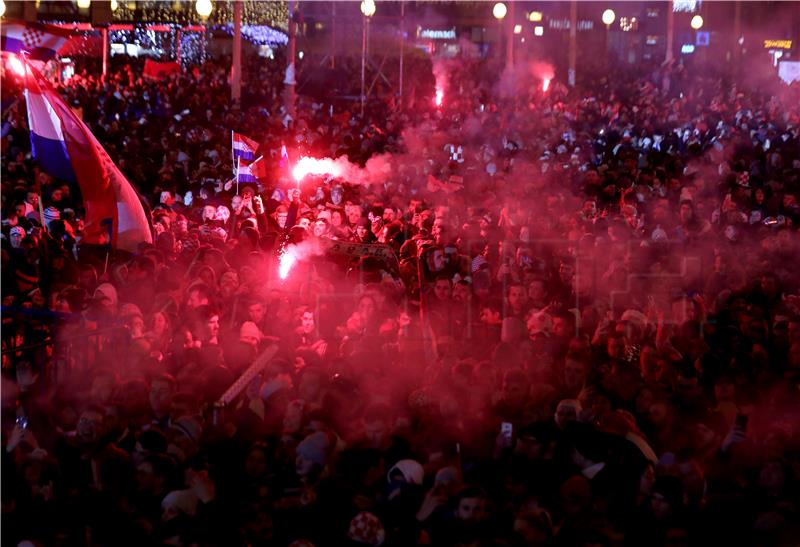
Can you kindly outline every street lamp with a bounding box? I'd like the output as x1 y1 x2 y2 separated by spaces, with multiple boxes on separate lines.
360 0 376 17
360 0 376 116
77 0 91 9
602 9 615 65
493 2 507 20
690 14 703 30
195 0 212 18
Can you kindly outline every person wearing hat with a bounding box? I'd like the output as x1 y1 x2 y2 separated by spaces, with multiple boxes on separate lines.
239 321 263 348
295 431 332 484
354 217 374 244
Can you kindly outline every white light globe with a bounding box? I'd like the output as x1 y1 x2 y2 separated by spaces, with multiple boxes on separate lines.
195 0 213 18
360 0 376 17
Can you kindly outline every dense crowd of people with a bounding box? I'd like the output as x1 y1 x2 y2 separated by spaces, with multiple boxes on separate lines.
2 45 800 547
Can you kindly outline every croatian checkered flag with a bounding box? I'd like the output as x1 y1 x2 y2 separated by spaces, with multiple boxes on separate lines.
1 22 72 62
231 131 259 162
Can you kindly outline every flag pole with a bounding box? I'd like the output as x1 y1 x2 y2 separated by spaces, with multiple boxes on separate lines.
236 156 240 196
21 52 46 236
38 194 46 233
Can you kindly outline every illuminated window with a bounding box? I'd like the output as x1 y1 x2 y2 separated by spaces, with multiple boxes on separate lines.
646 35 658 45
619 17 638 32
646 8 659 17
534 25 544 36
673 0 698 13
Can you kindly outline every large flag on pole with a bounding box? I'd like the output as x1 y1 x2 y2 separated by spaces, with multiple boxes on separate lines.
1 22 72 62
232 131 259 162
22 61 152 251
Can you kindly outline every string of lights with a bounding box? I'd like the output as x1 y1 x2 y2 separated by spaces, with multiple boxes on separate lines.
111 1 288 31
211 23 288 47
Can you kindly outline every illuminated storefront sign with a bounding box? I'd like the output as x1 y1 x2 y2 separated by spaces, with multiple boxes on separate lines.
764 39 792 50
417 27 457 40
548 19 594 31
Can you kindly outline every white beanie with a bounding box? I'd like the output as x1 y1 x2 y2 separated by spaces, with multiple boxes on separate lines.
387 459 424 485
161 489 199 517
240 321 262 341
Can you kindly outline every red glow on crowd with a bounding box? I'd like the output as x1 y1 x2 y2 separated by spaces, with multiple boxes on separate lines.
435 87 444 107
292 156 342 181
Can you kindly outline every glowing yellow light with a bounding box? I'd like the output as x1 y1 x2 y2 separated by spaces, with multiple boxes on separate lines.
534 25 544 36
529 11 542 22
514 24 522 34
110 0 118 10
763 39 791 49
493 2 507 20
602 9 615 26
690 14 703 30
195 0 212 18
77 0 91 9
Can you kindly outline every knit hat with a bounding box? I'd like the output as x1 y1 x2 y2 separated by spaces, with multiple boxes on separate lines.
93 283 118 307
161 489 198 518
620 309 648 330
471 255 488 273
240 321 262 341
527 311 553 336
434 466 462 488
120 302 143 320
9 226 25 248
171 416 203 444
651 225 668 242
260 375 291 401
43 206 60 226
296 431 331 467
387 459 424 485
347 512 385 546
215 205 231 222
